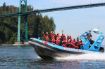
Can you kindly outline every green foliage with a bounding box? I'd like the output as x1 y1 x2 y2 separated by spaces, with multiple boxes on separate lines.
0 3 56 44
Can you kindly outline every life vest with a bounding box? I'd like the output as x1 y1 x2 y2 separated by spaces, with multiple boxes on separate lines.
44 34 49 41
48 32 54 42
59 34 64 45
67 36 72 43
70 39 79 48
79 40 83 46
62 35 67 47
51 35 55 43
55 34 60 45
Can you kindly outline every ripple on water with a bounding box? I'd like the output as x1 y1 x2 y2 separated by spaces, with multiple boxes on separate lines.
0 45 105 69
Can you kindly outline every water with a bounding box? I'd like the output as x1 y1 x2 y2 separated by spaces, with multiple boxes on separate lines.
0 45 105 69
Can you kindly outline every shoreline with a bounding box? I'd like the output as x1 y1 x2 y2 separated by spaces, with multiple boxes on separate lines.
0 44 31 47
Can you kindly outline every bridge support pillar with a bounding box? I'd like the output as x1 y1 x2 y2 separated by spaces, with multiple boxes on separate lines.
17 0 28 46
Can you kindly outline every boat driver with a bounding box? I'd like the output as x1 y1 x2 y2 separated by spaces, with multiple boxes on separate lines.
87 32 94 44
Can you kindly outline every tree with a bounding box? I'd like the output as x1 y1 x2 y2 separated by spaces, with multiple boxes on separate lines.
0 3 56 44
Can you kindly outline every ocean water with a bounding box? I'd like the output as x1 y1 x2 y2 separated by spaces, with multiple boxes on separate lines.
0 45 105 69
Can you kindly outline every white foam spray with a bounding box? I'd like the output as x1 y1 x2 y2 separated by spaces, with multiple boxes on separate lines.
56 52 105 61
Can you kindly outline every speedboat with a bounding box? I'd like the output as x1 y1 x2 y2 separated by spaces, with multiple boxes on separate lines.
29 29 104 60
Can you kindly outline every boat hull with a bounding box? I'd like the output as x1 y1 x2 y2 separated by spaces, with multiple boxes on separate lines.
29 38 86 60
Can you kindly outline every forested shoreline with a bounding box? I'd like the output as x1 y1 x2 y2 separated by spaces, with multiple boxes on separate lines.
0 3 56 44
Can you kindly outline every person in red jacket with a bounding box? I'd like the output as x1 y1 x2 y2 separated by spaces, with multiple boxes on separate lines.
44 32 49 41
48 31 56 43
75 37 81 49
49 31 54 42
62 34 67 47
55 33 61 45
67 36 72 47
79 40 83 47
70 38 79 49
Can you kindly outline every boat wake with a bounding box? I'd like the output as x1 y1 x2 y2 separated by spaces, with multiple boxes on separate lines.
55 52 105 61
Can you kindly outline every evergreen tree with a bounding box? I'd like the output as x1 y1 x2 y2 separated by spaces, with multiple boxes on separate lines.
0 3 56 44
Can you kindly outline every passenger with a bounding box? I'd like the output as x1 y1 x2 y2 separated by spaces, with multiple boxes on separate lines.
67 36 72 42
55 33 60 45
44 32 49 41
72 39 76 43
76 37 79 42
65 35 73 48
66 36 70 47
49 31 54 42
67 36 70 43
75 37 79 45
79 40 83 46
51 32 56 43
42 32 46 40
59 34 64 46
70 39 79 49
62 34 67 47
75 37 81 49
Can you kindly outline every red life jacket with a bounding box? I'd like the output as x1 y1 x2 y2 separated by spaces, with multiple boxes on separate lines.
70 39 79 48
62 35 67 47
79 40 83 46
71 39 76 44
55 39 60 45
51 35 55 43
44 34 49 41
49 33 53 42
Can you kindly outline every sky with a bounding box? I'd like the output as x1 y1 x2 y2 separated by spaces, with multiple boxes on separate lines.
0 0 105 44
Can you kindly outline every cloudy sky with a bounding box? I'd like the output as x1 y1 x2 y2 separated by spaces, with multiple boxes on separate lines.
0 0 105 44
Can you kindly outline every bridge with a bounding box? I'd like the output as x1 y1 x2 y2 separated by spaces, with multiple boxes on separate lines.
0 0 105 45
